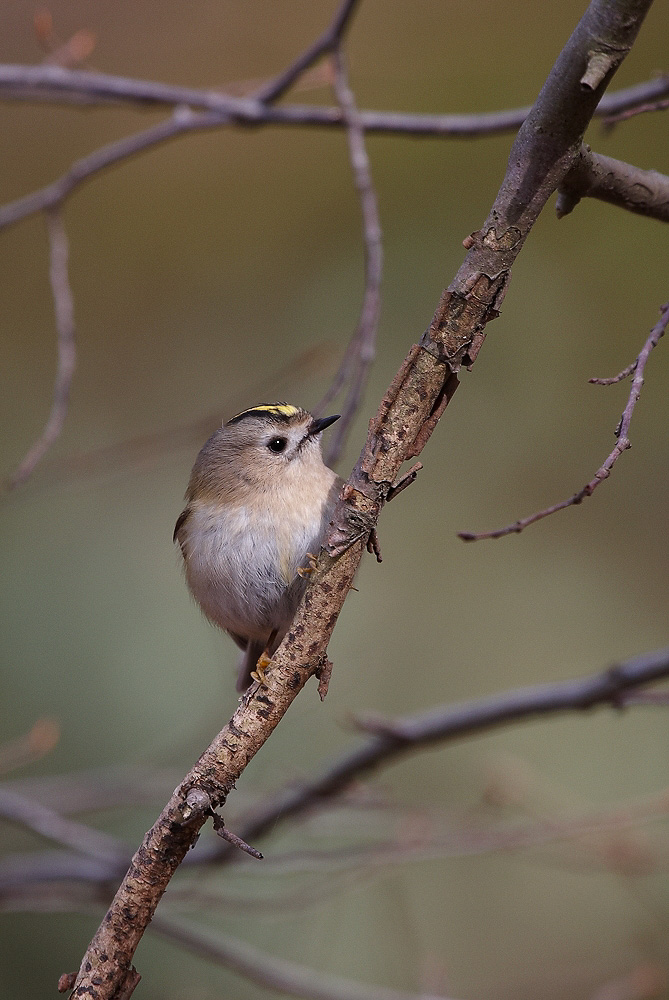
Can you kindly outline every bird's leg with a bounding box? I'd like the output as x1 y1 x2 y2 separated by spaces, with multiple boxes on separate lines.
297 552 319 578
250 629 279 685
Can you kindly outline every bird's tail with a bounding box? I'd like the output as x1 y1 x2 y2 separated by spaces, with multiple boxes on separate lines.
236 639 266 692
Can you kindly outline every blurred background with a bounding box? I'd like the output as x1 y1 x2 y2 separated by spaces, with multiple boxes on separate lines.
1 1 668 998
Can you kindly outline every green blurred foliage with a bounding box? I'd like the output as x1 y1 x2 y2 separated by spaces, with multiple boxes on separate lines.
1 1 668 998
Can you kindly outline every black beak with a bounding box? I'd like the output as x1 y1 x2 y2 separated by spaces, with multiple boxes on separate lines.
308 414 340 436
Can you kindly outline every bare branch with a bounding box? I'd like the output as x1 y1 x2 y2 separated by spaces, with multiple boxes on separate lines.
5 787 669 906
459 302 669 542
1 70 668 234
603 93 669 126
6 210 76 490
0 787 129 867
556 144 669 222
153 914 458 1000
1 62 667 122
255 0 360 103
319 48 383 466
0 63 256 112
229 647 669 854
0 109 227 232
1 648 667 897
589 361 639 386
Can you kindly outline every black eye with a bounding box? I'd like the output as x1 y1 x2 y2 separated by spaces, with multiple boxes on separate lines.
267 436 287 453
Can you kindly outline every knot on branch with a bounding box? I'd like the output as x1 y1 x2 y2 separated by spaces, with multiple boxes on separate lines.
180 787 212 822
600 664 628 710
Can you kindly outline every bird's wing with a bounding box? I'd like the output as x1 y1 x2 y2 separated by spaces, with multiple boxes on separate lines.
173 507 191 551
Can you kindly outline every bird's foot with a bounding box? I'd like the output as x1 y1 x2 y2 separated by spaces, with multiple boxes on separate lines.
251 651 272 686
297 552 319 578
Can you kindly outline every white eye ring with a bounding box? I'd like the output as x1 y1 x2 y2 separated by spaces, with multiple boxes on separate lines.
267 436 288 453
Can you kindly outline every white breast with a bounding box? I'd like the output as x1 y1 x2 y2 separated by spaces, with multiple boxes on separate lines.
181 496 326 644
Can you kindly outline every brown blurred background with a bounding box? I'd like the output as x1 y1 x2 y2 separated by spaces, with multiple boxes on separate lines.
1 2 668 998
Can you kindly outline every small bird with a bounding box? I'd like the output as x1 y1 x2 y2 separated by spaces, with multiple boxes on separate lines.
174 403 342 690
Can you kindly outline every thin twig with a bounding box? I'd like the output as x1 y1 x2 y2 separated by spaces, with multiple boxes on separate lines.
153 915 453 1000
4 646 669 897
459 302 669 541
151 915 461 1000
319 48 383 466
210 814 263 860
5 790 669 909
604 94 669 126
0 109 227 232
255 0 360 104
589 361 638 385
6 210 76 489
0 787 129 867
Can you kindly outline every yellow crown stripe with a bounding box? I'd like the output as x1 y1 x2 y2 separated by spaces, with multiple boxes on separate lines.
227 403 300 425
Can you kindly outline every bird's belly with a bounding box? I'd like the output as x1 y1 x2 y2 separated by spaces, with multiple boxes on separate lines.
183 503 321 642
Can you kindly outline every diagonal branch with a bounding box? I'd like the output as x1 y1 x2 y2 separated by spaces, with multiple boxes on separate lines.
152 915 460 1000
255 0 361 104
459 301 669 541
0 109 227 233
68 0 655 995
6 210 76 489
0 787 129 868
319 47 383 466
1 646 668 895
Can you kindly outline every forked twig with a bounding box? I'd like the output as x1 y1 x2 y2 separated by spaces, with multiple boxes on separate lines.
459 302 669 541
255 0 360 104
2 74 669 235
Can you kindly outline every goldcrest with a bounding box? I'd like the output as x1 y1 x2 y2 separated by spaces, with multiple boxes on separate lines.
174 403 342 690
